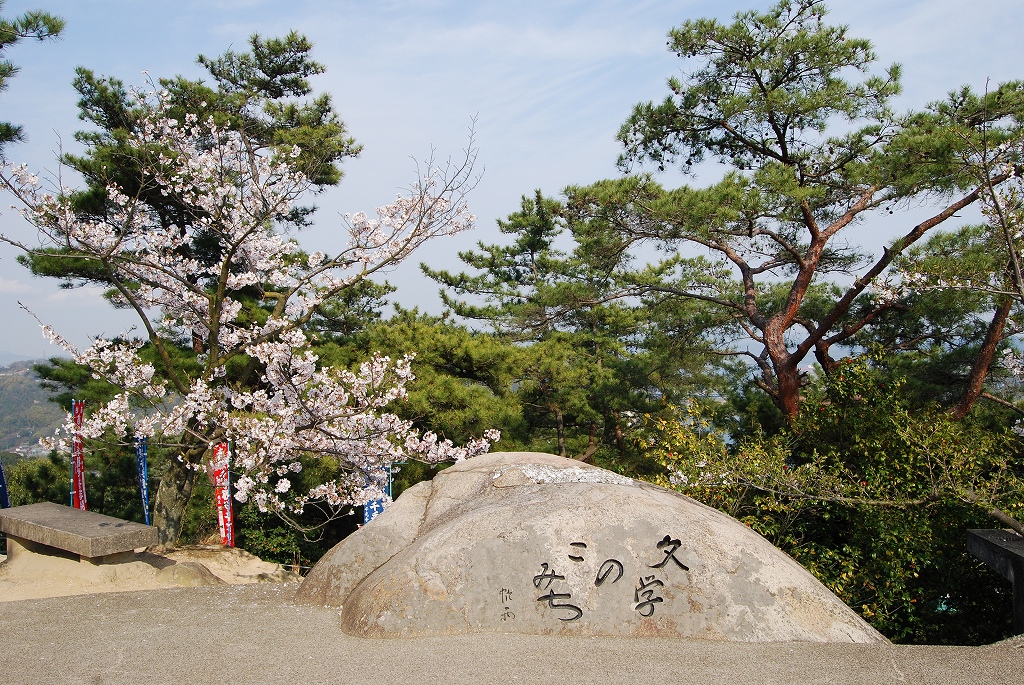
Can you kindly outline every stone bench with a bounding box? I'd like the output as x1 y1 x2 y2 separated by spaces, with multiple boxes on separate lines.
967 529 1024 634
0 501 158 565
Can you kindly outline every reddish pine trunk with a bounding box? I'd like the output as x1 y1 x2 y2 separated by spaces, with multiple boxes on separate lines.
952 296 1012 420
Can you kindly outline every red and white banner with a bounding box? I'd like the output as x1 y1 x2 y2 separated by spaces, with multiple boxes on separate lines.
71 400 87 510
212 442 234 547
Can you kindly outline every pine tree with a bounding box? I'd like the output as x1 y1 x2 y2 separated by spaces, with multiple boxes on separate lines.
576 0 1024 420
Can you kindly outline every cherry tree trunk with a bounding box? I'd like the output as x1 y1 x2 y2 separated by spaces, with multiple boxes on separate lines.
555 408 567 458
152 455 197 549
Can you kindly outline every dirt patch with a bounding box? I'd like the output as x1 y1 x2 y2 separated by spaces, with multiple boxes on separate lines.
0 544 300 601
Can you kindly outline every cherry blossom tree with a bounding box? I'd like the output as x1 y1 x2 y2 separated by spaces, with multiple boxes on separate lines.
0 90 497 547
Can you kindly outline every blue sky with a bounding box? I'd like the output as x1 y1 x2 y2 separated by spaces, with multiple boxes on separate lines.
1 0 1022 359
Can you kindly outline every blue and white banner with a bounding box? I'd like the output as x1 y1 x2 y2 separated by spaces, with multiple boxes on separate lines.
0 456 10 508
362 466 392 525
363 496 386 524
135 437 150 525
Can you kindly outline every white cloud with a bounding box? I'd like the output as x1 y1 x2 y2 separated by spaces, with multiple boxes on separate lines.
43 285 109 303
0 277 32 294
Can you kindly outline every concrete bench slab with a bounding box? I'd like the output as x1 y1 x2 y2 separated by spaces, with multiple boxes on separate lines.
967 528 1024 634
0 502 157 564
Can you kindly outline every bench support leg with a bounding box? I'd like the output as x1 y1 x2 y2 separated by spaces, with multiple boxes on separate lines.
81 550 136 565
5 536 78 562
1013 560 1024 635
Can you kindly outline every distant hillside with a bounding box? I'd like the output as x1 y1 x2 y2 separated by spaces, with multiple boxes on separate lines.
0 360 65 455
0 351 42 367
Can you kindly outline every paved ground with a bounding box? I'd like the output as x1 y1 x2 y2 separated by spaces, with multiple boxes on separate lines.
0 584 1021 684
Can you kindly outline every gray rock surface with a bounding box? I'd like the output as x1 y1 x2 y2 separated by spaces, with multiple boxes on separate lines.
297 452 885 642
155 560 226 587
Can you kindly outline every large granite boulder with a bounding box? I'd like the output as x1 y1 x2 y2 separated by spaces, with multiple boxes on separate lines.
297 452 885 642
